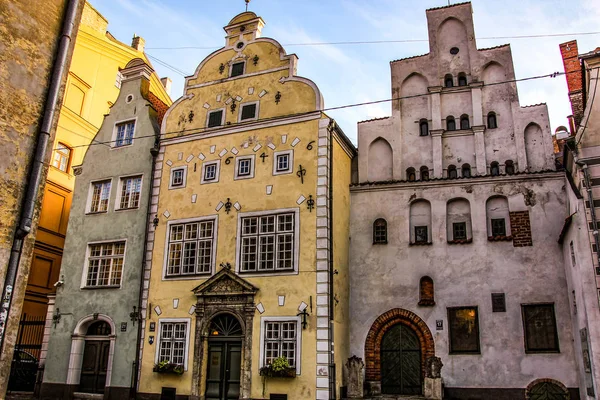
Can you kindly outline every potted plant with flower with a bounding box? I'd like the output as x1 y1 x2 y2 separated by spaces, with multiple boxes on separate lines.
259 356 296 378
153 359 184 375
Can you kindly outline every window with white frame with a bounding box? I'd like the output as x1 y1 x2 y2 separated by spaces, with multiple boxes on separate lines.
239 102 258 122
118 176 142 209
207 109 224 128
239 212 295 273
169 167 187 189
114 120 135 147
52 143 72 172
273 150 293 175
85 241 125 287
158 321 188 367
166 219 216 277
201 161 220 184
263 319 299 368
235 155 255 180
89 180 112 213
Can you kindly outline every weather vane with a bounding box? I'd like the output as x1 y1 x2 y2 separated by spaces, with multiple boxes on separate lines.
245 0 250 12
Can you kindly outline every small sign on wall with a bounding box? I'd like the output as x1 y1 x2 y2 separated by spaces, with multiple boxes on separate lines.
149 322 156 332
120 322 127 332
492 293 506 312
436 320 443 330
149 336 154 345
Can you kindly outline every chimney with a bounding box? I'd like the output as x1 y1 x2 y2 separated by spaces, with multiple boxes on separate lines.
161 77 172 97
559 41 584 128
131 34 145 52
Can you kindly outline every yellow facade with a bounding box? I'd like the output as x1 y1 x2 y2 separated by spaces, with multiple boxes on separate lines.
23 1 171 318
139 12 355 400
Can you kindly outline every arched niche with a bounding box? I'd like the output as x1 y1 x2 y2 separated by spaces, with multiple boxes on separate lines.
401 73 430 127
410 200 432 244
437 18 470 70
486 196 511 238
524 122 546 171
368 137 393 181
482 62 506 85
446 198 472 243
419 276 435 306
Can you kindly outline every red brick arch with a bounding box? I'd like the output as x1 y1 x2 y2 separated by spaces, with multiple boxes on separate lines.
364 308 435 381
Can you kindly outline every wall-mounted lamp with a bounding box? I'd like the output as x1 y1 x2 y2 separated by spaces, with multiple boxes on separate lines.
130 306 142 326
52 308 62 328
297 307 310 330
152 215 159 228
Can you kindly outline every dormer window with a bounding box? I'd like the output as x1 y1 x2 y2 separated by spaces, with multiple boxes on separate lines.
231 62 245 78
444 74 454 88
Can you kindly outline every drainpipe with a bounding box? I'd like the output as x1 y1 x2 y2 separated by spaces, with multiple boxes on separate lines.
327 120 337 399
574 156 600 271
0 0 80 354
131 138 160 398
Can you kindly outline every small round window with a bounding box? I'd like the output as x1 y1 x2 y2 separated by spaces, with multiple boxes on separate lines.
126 94 134 103
240 25 246 32
236 42 244 49
450 47 460 55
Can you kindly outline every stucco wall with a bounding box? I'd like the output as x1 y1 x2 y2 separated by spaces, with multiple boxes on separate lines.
349 174 578 389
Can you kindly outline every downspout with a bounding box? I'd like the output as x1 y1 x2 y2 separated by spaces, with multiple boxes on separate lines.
0 0 80 352
574 156 600 271
327 120 337 399
131 136 160 398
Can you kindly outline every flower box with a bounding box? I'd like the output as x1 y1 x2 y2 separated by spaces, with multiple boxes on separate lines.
259 366 296 378
153 362 184 375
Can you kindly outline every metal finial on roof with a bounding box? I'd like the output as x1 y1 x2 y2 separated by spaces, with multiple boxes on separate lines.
245 0 250 11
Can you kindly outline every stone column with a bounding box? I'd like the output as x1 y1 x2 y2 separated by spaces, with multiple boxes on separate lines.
431 129 443 178
345 356 364 398
429 87 443 130
38 295 56 367
190 308 204 400
473 126 486 175
470 82 484 126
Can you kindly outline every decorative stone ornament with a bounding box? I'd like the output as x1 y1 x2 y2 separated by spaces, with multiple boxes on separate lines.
219 63 225 74
345 356 364 398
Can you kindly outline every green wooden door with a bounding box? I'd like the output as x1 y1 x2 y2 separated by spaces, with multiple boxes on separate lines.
381 324 422 395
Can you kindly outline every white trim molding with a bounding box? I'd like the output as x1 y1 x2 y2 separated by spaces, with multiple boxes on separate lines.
110 117 138 149
80 238 128 289
238 100 260 123
234 154 256 180
201 160 221 184
169 165 188 190
258 315 302 375
154 318 192 371
206 107 226 129
272 149 294 176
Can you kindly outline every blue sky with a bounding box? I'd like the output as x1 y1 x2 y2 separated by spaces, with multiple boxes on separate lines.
91 0 600 143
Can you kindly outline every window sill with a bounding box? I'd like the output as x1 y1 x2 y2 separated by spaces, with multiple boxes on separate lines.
234 174 254 180
239 269 295 275
488 235 513 242
86 211 108 215
372 241 388 245
525 349 560 354
164 273 212 279
449 351 481 355
115 207 140 212
273 169 293 176
410 241 433 246
259 366 297 378
82 285 120 290
111 144 133 150
447 238 473 245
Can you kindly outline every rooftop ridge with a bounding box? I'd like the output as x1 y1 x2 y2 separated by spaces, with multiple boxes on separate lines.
478 43 510 51
522 103 547 108
358 116 391 124
426 1 471 12
391 53 429 64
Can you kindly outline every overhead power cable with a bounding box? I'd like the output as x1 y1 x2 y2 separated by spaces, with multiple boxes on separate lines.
146 31 600 50
52 67 598 153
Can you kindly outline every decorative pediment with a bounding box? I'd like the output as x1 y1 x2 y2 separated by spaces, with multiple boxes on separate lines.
192 265 258 297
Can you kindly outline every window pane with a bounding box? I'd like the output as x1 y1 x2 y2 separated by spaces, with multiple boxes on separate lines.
208 110 223 127
85 241 125 287
166 221 214 276
453 222 467 240
415 226 428 243
204 164 216 181
241 104 257 120
491 218 506 236
523 304 559 352
277 154 289 171
231 62 244 77
448 307 480 353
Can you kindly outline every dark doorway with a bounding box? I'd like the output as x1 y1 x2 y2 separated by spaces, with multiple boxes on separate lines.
380 324 422 395
79 321 111 394
205 314 243 400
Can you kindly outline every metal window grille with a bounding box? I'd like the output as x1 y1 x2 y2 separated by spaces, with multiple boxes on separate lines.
207 110 223 128
52 143 71 172
119 176 141 209
231 62 244 77
264 321 297 367
204 163 217 181
453 222 467 240
491 218 506 236
241 104 257 120
115 121 135 147
415 226 428 243
276 154 289 172
90 180 111 213
159 322 187 365
240 213 294 272
171 169 184 186
238 159 251 176
522 304 559 352
86 241 125 287
166 221 214 276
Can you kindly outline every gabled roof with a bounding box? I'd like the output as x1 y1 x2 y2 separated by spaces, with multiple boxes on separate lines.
192 264 258 296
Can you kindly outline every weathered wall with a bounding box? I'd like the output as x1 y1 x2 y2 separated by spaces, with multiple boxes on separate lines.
0 0 83 394
349 175 579 390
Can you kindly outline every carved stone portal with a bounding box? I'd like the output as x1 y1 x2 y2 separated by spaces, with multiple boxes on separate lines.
190 267 258 400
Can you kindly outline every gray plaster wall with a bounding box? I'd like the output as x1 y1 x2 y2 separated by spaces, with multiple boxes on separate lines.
43 72 158 388
348 175 579 389
357 2 555 183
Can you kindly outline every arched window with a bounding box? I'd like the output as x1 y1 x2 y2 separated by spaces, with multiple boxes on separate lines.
447 198 472 243
420 166 429 181
406 167 416 182
505 160 515 175
419 119 429 136
87 321 111 336
446 116 456 131
373 218 387 244
462 164 471 178
458 73 467 86
490 161 500 176
419 276 435 306
444 74 454 88
410 200 431 245
486 196 511 239
487 112 497 129
448 165 457 179
460 114 470 130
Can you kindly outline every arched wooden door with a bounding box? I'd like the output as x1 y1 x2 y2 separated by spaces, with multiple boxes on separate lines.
380 324 422 395
79 321 111 394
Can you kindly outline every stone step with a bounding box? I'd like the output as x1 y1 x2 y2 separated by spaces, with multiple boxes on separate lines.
73 393 104 400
